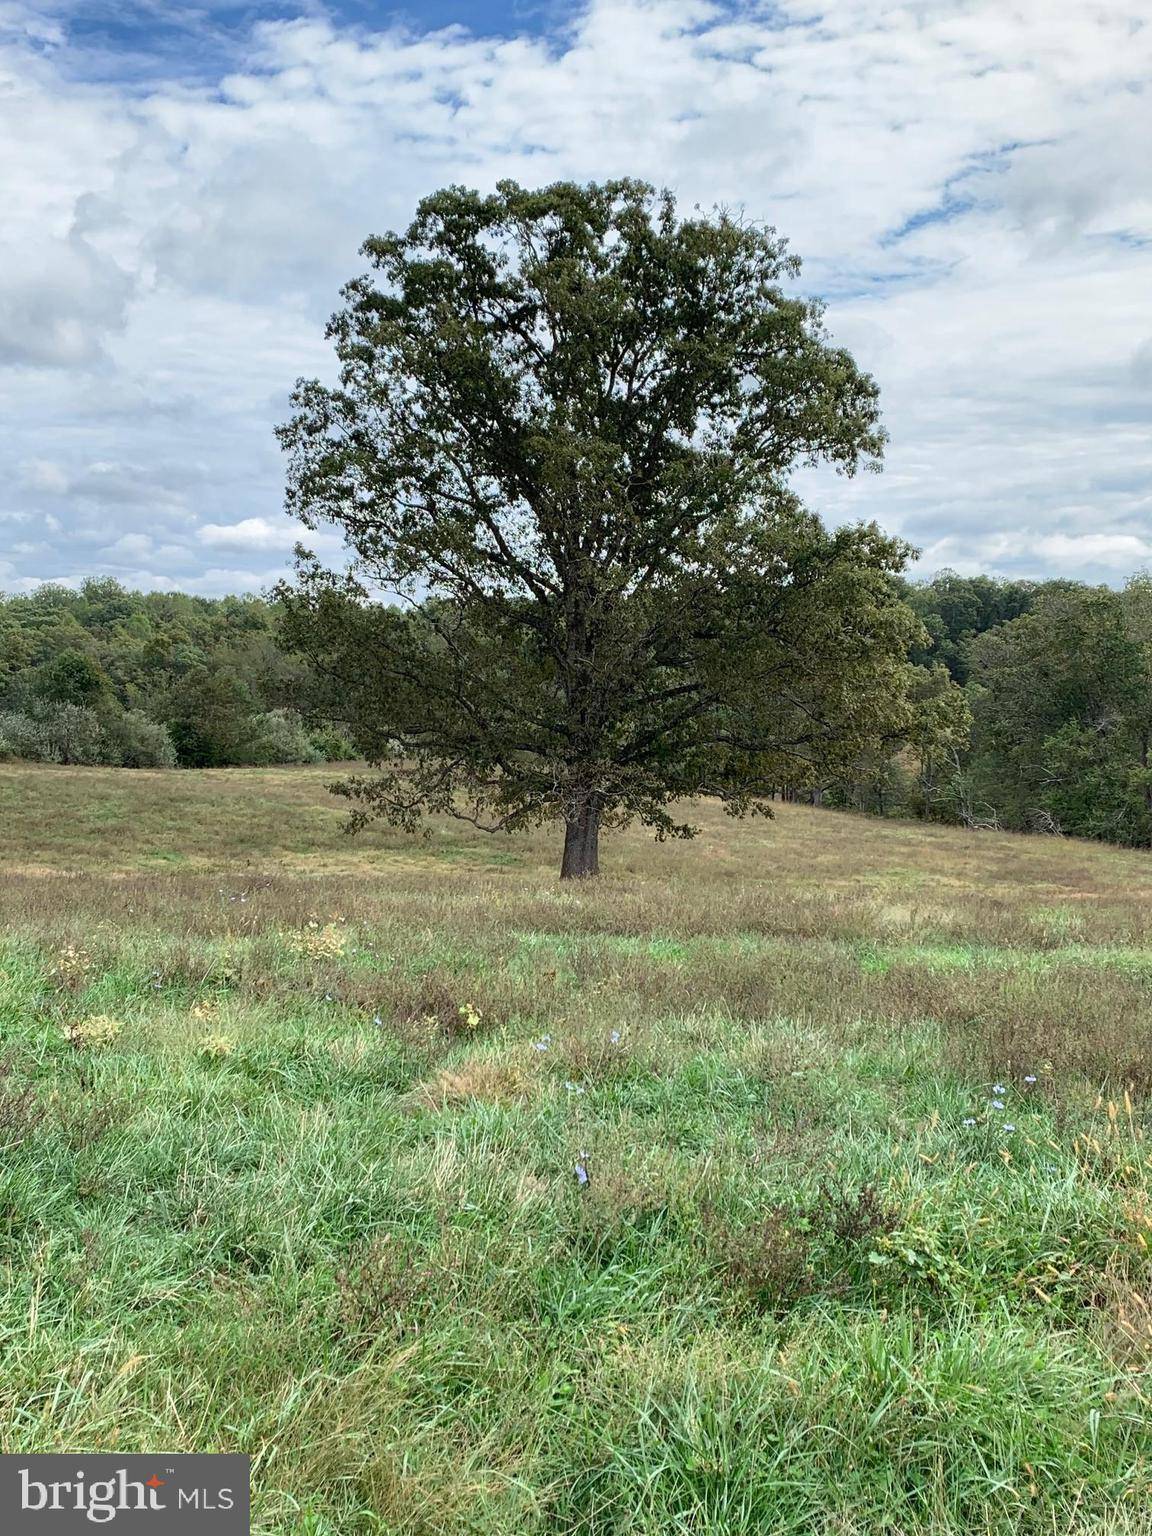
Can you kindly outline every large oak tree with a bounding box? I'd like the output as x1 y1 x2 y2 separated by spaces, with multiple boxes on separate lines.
278 179 923 876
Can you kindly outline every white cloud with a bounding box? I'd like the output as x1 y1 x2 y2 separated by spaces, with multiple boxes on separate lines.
0 229 132 366
0 0 1149 592
920 529 1152 577
197 516 297 551
102 531 154 559
69 460 188 507
1035 533 1152 569
19 458 69 494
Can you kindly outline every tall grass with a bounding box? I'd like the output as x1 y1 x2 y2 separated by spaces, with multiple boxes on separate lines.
0 763 1150 1531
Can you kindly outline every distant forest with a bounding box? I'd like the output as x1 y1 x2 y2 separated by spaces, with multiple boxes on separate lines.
2 571 1151 848
0 579 350 771
858 570 1152 848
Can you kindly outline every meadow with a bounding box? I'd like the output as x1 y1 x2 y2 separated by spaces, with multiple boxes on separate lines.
1 761 1152 1532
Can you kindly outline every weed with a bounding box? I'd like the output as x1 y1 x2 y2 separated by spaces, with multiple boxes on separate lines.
333 1233 438 1349
0 1053 46 1148
707 1202 814 1315
571 1161 676 1264
62 1013 123 1049
198 1031 235 1059
286 922 349 962
406 1057 534 1110
53 1089 133 1151
816 1179 900 1248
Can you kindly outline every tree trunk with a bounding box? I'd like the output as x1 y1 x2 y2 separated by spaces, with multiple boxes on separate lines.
560 798 601 879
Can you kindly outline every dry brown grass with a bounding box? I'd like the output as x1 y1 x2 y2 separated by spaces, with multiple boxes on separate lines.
4 761 1152 1097
3 758 1152 901
406 1056 540 1111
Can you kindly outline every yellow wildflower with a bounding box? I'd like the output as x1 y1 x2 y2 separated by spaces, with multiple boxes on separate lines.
64 1014 122 1049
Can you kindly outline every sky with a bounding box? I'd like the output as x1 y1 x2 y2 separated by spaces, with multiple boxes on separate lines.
0 0 1149 598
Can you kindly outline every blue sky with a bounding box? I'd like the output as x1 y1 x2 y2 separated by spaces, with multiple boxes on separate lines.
1 0 1150 596
39 0 565 80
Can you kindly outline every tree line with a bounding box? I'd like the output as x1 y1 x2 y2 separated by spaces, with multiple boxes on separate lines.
4 567 1147 853
0 579 351 768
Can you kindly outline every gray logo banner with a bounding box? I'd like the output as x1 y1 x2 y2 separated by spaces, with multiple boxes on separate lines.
0 1455 250 1531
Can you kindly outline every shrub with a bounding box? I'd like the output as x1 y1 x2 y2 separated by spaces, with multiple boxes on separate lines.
102 709 178 768
0 711 49 762
28 703 103 761
244 709 322 766
0 704 176 767
310 724 355 761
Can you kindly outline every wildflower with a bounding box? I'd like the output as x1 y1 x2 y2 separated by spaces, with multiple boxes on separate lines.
992 1084 1006 1096
609 1029 622 1046
458 1003 483 1032
574 1153 590 1187
991 1099 1005 1111
1002 1123 1016 1134
532 1034 552 1052
1023 1074 1037 1085
64 1014 122 1050
563 1081 586 1095
372 1015 384 1028
52 943 93 989
962 1117 976 1127
287 922 348 961
199 1032 235 1059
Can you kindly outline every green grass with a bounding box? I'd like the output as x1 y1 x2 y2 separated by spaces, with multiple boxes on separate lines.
1 763 1151 1531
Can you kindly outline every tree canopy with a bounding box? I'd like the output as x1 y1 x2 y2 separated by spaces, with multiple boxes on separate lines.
965 580 1152 843
0 579 348 768
279 178 934 875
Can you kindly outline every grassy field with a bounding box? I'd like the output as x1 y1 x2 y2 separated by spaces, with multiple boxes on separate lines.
2 762 1152 1532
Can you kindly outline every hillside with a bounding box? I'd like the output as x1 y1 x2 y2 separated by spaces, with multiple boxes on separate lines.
1 764 1150 1532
